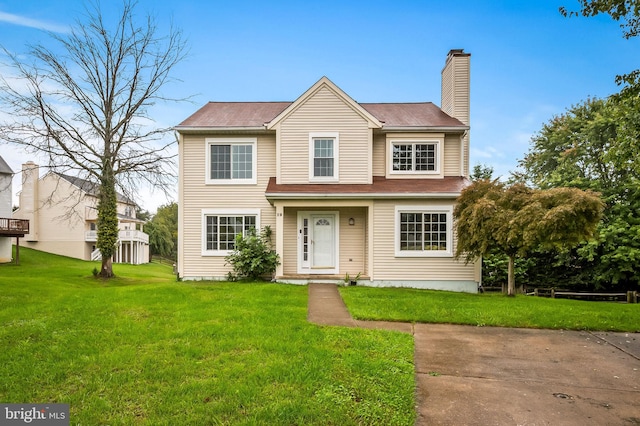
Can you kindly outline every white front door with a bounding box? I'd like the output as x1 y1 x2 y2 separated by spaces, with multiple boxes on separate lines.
299 212 338 274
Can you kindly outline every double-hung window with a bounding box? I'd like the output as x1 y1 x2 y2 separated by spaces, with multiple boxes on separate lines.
202 209 260 255
390 140 440 175
206 138 256 184
395 206 452 257
309 132 339 182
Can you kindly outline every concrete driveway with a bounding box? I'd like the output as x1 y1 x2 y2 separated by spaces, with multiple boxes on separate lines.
414 324 640 425
307 284 640 425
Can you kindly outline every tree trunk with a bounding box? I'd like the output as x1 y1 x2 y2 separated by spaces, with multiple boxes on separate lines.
97 164 119 278
101 255 114 278
507 255 516 297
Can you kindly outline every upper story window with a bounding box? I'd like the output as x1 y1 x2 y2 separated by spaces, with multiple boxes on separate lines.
393 143 436 171
309 132 339 182
206 138 257 184
389 139 441 176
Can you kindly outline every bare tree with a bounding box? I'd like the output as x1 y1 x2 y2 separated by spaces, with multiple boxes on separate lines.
0 1 187 277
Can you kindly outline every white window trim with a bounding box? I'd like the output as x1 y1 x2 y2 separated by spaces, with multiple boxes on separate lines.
201 208 261 256
394 205 453 257
205 137 257 185
309 132 339 182
388 139 441 176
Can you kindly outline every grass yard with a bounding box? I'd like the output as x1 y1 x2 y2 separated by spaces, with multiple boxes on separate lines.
340 286 640 332
0 248 415 425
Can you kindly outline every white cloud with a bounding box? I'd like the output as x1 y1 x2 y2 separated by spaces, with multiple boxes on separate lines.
0 10 68 33
470 145 505 160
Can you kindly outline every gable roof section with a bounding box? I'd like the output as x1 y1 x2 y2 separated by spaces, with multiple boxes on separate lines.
175 78 468 131
0 155 13 175
266 76 382 130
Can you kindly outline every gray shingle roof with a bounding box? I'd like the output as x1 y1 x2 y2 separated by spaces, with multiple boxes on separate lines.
360 103 464 127
178 102 291 128
57 173 134 205
177 101 465 129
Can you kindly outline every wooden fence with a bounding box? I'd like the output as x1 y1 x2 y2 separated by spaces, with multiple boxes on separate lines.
532 288 638 303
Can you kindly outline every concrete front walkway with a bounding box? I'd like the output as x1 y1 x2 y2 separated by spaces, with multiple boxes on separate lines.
307 283 640 425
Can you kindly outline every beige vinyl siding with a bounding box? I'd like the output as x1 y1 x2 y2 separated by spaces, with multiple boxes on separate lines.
372 134 386 177
279 86 371 184
338 207 367 277
21 240 88 260
441 52 470 177
15 175 89 259
372 200 475 281
463 135 470 178
180 133 276 278
281 209 298 276
444 134 462 176
441 54 470 126
375 132 463 178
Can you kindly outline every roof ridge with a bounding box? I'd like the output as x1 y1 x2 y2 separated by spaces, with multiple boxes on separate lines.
360 101 435 105
205 101 293 104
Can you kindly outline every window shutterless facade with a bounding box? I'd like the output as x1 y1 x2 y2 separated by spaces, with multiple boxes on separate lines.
395 206 452 257
206 138 257 184
309 132 339 182
201 209 260 256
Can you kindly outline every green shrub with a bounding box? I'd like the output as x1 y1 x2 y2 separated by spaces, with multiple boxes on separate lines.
225 226 280 281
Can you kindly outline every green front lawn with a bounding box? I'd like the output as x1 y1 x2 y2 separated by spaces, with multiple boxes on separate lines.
0 248 415 425
340 286 640 332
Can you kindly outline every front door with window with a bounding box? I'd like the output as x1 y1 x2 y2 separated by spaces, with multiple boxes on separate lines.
298 212 338 274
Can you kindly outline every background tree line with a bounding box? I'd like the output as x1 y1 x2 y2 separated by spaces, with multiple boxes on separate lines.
467 1 640 293
474 92 640 293
139 202 178 262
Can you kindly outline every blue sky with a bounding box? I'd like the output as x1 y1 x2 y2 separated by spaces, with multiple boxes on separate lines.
0 0 638 212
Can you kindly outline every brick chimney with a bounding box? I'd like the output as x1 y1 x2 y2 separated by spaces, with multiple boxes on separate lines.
441 49 470 176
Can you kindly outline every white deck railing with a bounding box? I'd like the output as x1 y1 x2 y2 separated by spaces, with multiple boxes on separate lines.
85 229 149 244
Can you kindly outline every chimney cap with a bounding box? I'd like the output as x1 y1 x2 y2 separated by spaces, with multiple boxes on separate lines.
447 49 470 58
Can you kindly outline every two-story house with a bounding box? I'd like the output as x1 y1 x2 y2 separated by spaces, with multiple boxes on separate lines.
13 162 149 264
176 49 480 292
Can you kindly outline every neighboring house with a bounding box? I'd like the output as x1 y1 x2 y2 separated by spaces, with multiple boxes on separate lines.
176 49 480 292
0 156 29 263
12 162 149 264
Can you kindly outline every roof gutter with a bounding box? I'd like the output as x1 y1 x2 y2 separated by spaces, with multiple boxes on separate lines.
378 126 469 133
174 126 271 134
265 192 462 200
